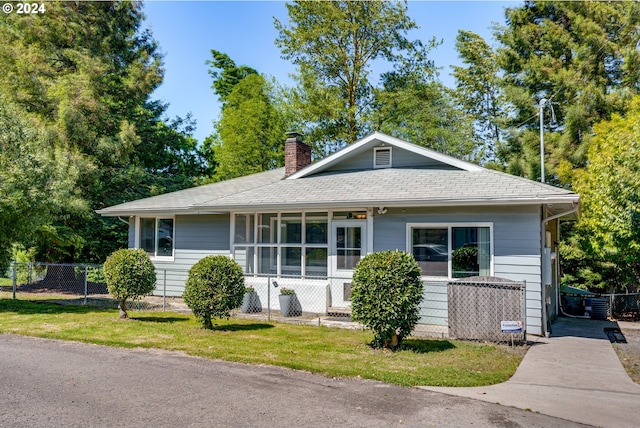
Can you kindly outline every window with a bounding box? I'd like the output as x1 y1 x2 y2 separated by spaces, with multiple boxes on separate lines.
233 212 328 277
336 226 362 270
139 217 174 258
408 224 492 278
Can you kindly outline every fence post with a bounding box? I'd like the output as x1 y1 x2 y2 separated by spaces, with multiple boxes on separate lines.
163 270 166 312
83 266 88 305
12 261 17 300
267 276 271 322
610 294 614 318
522 280 527 343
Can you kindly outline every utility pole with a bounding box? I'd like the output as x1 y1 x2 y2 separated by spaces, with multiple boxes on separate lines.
539 98 547 183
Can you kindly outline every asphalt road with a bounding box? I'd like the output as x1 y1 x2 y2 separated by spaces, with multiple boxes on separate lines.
0 334 588 428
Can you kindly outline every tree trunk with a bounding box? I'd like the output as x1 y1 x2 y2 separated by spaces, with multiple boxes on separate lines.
203 315 213 330
118 299 128 319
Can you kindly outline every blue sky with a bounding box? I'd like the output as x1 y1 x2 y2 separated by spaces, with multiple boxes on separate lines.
143 1 520 144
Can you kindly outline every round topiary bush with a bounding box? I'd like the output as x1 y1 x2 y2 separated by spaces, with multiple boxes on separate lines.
103 248 157 319
351 250 423 349
183 255 245 329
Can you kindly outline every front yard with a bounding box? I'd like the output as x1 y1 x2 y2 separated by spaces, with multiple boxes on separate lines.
0 295 526 387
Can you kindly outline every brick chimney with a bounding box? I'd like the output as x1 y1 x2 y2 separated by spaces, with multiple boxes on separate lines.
284 132 311 176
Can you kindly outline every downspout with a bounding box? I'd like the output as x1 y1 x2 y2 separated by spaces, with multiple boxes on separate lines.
117 217 130 225
540 204 579 337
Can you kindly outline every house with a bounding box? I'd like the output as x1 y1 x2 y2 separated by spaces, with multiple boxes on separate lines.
98 132 580 336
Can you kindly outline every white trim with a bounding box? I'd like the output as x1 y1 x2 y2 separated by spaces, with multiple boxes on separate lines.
136 215 176 261
406 222 494 279
331 220 368 274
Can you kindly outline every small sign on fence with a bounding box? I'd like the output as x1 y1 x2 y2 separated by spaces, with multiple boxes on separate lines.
501 320 523 333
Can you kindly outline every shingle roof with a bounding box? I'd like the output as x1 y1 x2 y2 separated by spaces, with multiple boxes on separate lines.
195 168 578 210
97 132 579 216
97 168 285 215
98 167 578 216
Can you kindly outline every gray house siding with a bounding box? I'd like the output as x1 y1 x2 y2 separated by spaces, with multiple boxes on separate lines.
372 206 543 335
325 145 459 172
145 214 230 296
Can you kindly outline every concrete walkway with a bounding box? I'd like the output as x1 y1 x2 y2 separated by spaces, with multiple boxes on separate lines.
420 317 640 427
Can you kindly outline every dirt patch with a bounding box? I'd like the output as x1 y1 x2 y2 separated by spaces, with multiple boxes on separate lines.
613 324 640 384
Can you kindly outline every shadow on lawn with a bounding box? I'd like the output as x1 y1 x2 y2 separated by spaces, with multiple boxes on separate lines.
0 298 109 315
212 323 274 332
132 316 190 323
398 338 456 354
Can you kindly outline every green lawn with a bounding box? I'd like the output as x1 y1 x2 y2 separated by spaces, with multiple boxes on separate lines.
0 277 12 286
0 296 526 387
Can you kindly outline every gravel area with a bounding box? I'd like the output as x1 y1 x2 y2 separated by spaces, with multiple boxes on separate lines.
614 322 640 384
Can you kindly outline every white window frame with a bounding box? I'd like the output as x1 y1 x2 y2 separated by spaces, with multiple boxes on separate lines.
231 211 329 278
135 216 175 260
406 222 494 279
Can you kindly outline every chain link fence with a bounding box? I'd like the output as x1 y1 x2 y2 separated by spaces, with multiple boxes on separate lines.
3 263 533 341
561 289 640 321
1 262 164 311
603 293 640 321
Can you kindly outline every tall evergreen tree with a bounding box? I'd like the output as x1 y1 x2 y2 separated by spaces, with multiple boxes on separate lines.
205 51 289 181
452 30 507 165
210 74 285 180
275 0 436 153
495 0 640 183
0 1 205 263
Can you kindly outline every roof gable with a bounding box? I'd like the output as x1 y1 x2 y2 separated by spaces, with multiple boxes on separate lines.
286 132 482 179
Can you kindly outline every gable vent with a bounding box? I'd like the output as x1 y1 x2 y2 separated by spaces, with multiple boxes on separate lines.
374 147 392 168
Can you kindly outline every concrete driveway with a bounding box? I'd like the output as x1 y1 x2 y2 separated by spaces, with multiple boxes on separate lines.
421 318 640 428
0 334 585 428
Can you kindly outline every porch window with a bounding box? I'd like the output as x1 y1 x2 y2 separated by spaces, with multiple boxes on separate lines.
139 217 174 258
233 212 328 277
408 224 492 278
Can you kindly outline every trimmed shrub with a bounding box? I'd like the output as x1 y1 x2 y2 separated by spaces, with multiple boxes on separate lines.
183 255 245 329
103 249 156 319
351 250 423 349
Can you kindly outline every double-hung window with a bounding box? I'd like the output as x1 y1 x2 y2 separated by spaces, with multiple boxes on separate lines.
408 223 492 278
139 217 174 258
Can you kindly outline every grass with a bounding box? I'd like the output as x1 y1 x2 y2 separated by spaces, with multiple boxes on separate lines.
0 277 12 286
0 296 526 387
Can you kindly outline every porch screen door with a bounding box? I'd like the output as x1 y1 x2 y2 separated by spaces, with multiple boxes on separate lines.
332 221 366 272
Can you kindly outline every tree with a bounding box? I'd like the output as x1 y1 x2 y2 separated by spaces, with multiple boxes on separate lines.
206 50 258 102
208 74 286 181
375 79 479 161
0 98 78 268
453 30 507 165
495 1 640 182
204 51 289 181
183 255 246 329
0 1 205 263
103 249 157 319
351 251 423 349
563 97 640 292
275 0 436 153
